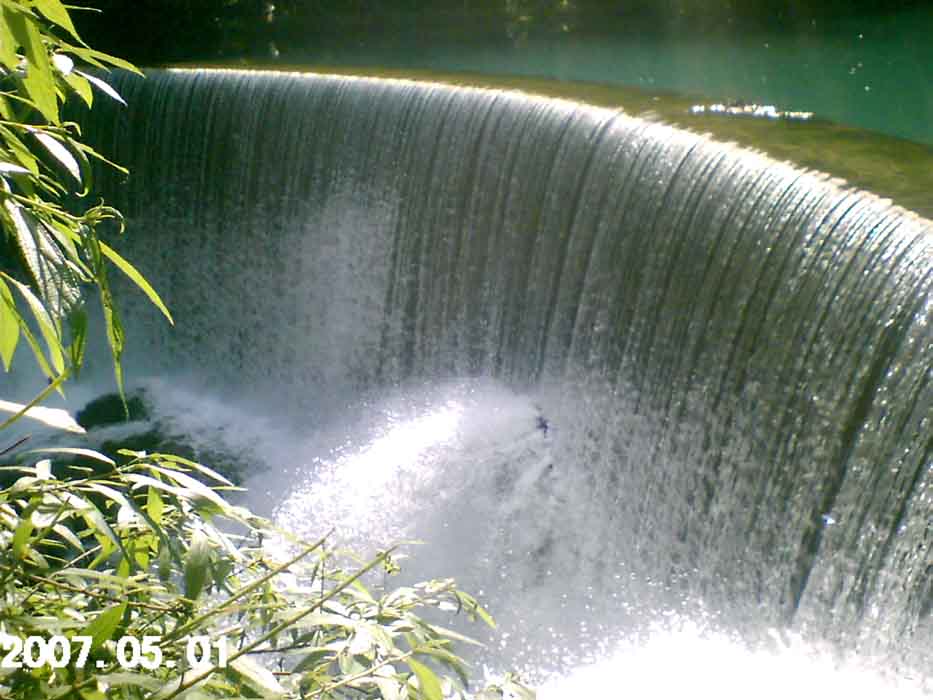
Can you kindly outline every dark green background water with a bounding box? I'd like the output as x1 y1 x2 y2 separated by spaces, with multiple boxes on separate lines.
305 6 932 146
80 3 933 146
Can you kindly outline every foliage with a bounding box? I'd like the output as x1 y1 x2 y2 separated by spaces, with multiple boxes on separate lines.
0 3 541 698
0 4 537 700
0 448 512 699
0 0 172 412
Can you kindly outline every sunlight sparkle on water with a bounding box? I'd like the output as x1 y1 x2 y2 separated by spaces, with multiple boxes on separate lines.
269 399 465 553
536 623 930 699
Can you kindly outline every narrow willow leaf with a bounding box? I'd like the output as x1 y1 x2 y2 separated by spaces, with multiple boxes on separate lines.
292 648 336 674
229 655 286 697
64 71 93 107
374 677 404 700
68 305 87 371
0 278 19 370
84 48 142 75
24 447 114 466
52 52 74 75
2 196 82 323
75 70 125 106
52 522 84 551
146 485 164 525
47 218 84 262
1 272 65 375
35 458 52 479
32 0 83 41
96 265 126 400
147 465 231 509
184 530 212 601
408 658 444 700
0 13 18 70
81 483 134 513
424 624 483 648
0 397 83 434
9 312 57 380
0 125 40 174
59 567 136 586
455 591 496 629
80 602 126 652
12 514 35 558
414 647 470 686
123 472 192 501
0 161 31 174
80 499 124 556
157 453 233 487
99 242 173 323
3 7 59 122
32 130 82 184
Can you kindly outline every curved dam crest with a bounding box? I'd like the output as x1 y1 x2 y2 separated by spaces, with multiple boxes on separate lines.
80 68 932 681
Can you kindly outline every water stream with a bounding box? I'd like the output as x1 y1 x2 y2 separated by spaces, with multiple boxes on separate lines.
22 67 932 694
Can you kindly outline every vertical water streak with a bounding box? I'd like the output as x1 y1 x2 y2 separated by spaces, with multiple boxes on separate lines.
82 68 932 675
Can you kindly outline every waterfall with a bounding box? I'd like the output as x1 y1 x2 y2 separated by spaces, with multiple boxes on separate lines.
81 68 931 687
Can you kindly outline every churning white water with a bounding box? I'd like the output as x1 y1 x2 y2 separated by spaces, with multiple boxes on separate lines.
61 374 926 698
535 625 931 699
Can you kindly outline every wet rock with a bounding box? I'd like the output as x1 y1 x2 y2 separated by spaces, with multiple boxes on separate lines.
76 391 150 429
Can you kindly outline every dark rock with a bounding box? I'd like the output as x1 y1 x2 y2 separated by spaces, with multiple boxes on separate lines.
76 391 150 429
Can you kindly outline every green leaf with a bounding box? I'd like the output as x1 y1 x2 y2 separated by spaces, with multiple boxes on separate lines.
68 305 87 371
408 658 444 700
52 522 84 551
32 129 83 184
12 513 35 559
79 498 124 556
99 242 173 324
0 278 19 370
184 530 212 601
0 12 19 70
75 70 125 106
4 6 59 122
1 271 65 375
0 161 31 174
455 591 496 629
24 447 115 466
95 259 126 398
156 453 233 487
0 125 41 175
146 485 164 525
146 464 231 510
64 71 93 107
83 47 141 75
0 374 75 432
81 482 133 512
32 0 82 41
80 602 126 653
2 197 82 325
229 655 286 697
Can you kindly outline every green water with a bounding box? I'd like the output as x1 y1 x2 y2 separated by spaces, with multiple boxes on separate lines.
298 6 933 147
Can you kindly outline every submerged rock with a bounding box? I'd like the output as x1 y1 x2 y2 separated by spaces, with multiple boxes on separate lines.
64 392 248 484
76 391 150 429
